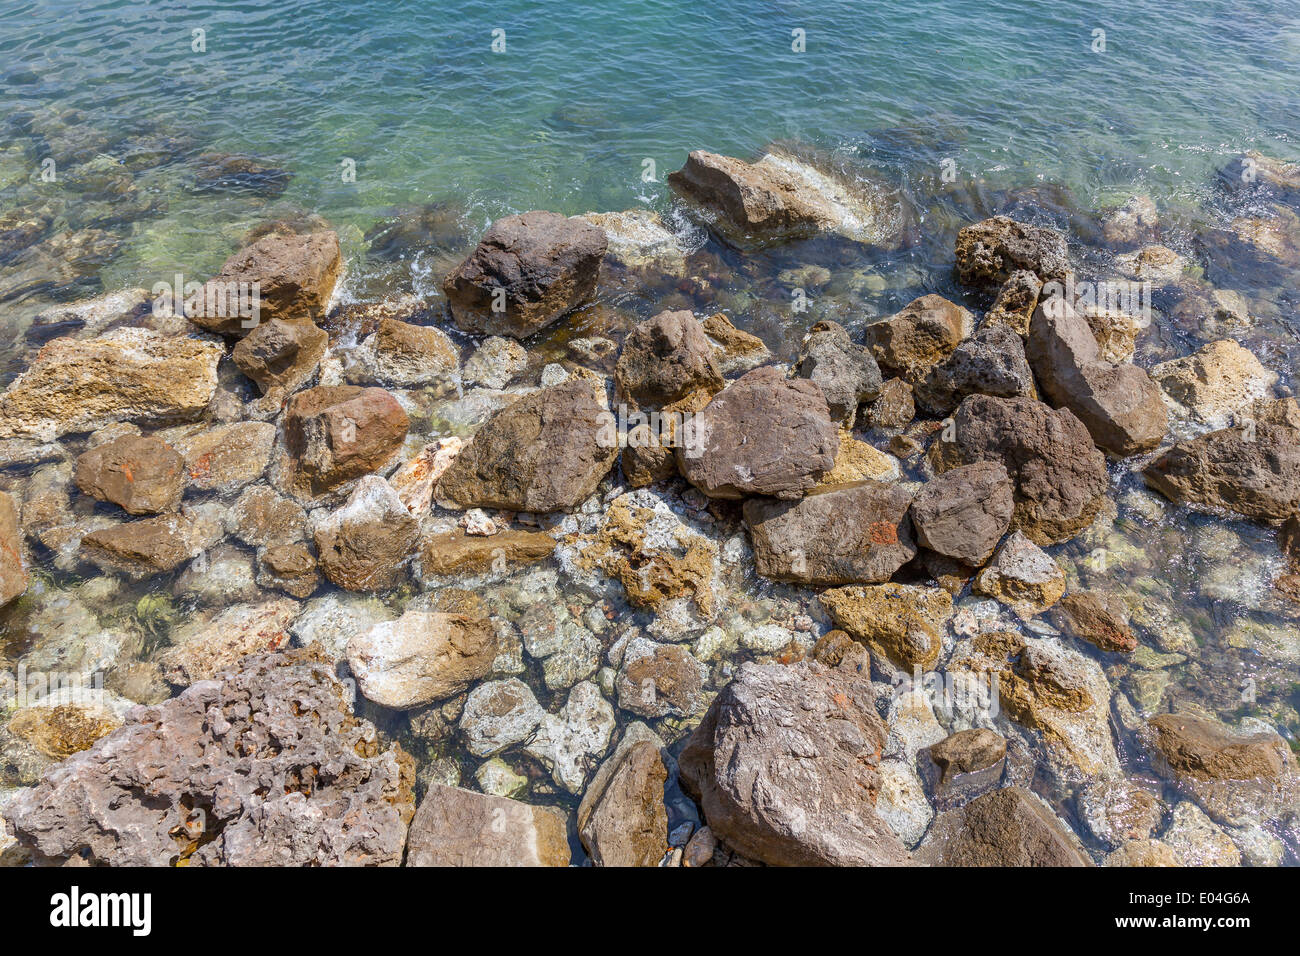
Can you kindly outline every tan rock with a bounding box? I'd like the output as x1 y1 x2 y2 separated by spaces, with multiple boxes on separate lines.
819 583 953 671
346 609 497 710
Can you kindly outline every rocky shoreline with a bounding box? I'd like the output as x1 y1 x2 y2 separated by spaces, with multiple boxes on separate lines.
2 144 1300 867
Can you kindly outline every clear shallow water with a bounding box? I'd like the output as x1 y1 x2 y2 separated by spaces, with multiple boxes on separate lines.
1 0 1299 863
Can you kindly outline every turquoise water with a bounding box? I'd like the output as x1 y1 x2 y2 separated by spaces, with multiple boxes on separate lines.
2 0 1298 289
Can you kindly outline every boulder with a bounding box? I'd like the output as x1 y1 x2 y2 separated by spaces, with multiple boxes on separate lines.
928 394 1110 545
1026 299 1166 455
819 583 953 671
1050 591 1137 653
435 376 618 512
866 294 974 384
614 310 723 408
523 681 616 792
675 366 837 500
702 312 770 374
1150 340 1277 432
1101 195 1159 247
920 728 1007 810
972 530 1066 619
230 317 328 395
442 210 607 337
419 528 557 576
459 678 544 757
984 270 1042 336
74 434 184 514
346 317 459 387
4 648 415 866
192 230 341 333
954 216 1070 291
1142 418 1300 520
1078 780 1165 849
743 480 915 585
177 421 276 494
314 476 419 591
614 638 707 719
1116 244 1185 284
256 543 320 598
678 660 912 866
908 461 1013 566
284 385 409 496
346 608 497 710
794 320 882 424
915 787 1090 866
232 485 308 547
462 335 528 389
0 491 27 606
157 598 298 686
80 513 199 579
913 322 1035 415
577 736 669 867
867 377 916 429
405 785 569 867
0 330 222 440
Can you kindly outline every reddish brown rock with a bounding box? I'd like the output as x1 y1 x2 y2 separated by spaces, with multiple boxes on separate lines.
75 434 184 515
285 385 409 496
193 230 341 333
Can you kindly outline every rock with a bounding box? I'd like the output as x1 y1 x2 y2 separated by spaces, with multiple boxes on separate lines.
973 530 1066 618
615 638 707 719
819 583 952 672
0 492 27 606
1050 591 1137 653
459 678 544 757
192 152 291 197
230 317 327 395
80 513 199 578
701 313 770 374
676 366 836 500
810 629 870 672
952 631 1120 781
1162 802 1242 867
1080 302 1144 363
290 592 395 661
666 148 896 247
1077 780 1165 849
462 336 528 390
582 209 685 273
1151 340 1277 432
442 210 607 337
954 216 1071 291
420 528 557 577
875 759 934 848
256 543 320 599
284 386 409 496
0 330 222 441
436 377 618 512
474 758 529 798
578 737 669 867
390 438 462 516
1142 417 1300 520
682 826 716 867
818 432 900 486
1115 244 1185 284
524 680 616 793
867 377 915 429
1103 839 1179 866
177 421 276 494
678 660 912 866
314 476 419 591
347 317 459 387
915 787 1090 866
1101 195 1159 247
346 608 496 710
193 231 341 333
5 648 415 866
794 320 882 425
984 270 1042 336
928 394 1110 545
909 461 1013 566
614 310 724 408
921 728 1007 810
158 598 298 685
913 322 1035 415
1026 299 1166 456
172 543 259 605
232 485 308 547
74 434 184 514
405 784 569 866
743 480 915 585
866 294 974 385
1143 713 1296 827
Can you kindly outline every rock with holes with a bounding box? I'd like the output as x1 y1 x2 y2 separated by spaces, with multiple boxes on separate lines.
819 583 953 672
954 216 1070 291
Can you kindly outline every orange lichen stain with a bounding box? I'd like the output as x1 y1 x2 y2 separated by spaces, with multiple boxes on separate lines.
868 521 898 545
189 452 213 481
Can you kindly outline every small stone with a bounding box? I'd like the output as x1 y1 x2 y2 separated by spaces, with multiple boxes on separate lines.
973 530 1066 618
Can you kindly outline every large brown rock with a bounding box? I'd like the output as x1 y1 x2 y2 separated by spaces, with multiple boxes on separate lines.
405 784 570 866
676 366 837 500
315 476 419 591
74 434 184 514
1050 591 1137 653
193 230 341 333
678 660 912 866
419 528 556 576
929 394 1110 545
177 421 276 494
577 734 669 867
1026 300 1166 455
866 294 974 385
442 210 607 338
614 310 723 408
819 583 953 671
0 491 27 606
913 322 1036 416
435 376 618 512
4 648 416 866
347 317 460 387
954 216 1070 291
1142 418 1300 520
230 317 328 395
909 461 1013 566
743 480 915 585
0 329 222 440
346 607 496 710
285 385 409 496
915 787 1090 866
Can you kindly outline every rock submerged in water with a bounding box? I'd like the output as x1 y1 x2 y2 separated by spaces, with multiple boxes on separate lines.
314 475 419 591
679 660 913 866
442 210 607 338
405 784 569 867
346 607 497 710
819 583 953 672
916 787 1090 866
4 648 416 866
74 434 184 515
0 491 27 606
